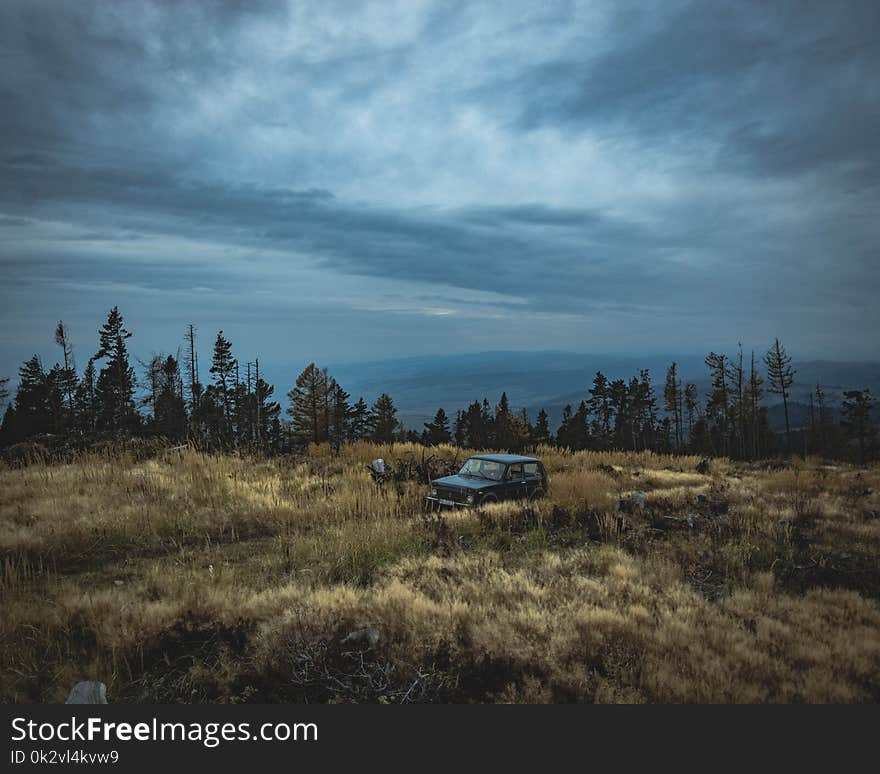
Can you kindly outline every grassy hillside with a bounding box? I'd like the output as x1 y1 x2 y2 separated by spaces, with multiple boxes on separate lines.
2 443 879 703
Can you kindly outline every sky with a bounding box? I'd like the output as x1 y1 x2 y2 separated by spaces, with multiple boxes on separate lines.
1 0 879 389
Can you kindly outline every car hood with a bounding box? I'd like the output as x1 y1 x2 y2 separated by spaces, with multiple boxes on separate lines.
431 474 498 491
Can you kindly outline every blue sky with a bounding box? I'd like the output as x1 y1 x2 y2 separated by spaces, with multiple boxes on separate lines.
1 0 878 385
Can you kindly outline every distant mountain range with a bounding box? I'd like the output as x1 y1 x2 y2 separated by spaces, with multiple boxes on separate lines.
328 351 880 433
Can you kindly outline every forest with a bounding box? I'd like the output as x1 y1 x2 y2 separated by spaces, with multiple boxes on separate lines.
1 306 876 463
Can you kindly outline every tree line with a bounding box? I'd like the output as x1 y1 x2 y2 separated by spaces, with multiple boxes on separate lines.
0 309 876 462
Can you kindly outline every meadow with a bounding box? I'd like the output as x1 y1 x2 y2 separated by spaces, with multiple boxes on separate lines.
2 443 879 703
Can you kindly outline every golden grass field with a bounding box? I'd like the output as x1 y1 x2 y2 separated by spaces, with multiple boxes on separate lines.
2 443 879 703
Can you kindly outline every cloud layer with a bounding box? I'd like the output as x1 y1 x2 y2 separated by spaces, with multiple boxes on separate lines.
1 0 878 380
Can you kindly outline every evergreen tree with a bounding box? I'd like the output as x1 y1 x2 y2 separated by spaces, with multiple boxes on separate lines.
53 321 78 430
45 363 67 435
704 352 730 456
74 358 98 441
287 363 328 446
14 355 50 438
369 393 399 444
329 380 351 450
764 338 796 452
452 410 465 446
588 372 613 449
684 382 699 449
209 331 237 444
423 408 452 445
511 407 533 451
249 366 281 453
493 391 514 450
663 362 683 450
349 397 372 442
744 351 765 459
93 307 137 436
153 355 187 440
531 408 552 447
556 404 574 449
842 389 876 464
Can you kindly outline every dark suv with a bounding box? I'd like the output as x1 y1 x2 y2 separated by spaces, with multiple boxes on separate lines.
427 454 548 509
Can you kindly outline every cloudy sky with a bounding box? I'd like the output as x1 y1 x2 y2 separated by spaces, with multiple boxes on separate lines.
1 0 878 384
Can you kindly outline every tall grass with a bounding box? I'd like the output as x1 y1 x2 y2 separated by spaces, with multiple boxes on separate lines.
1 443 879 702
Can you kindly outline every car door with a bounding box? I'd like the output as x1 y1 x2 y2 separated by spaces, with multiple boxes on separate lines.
505 463 527 500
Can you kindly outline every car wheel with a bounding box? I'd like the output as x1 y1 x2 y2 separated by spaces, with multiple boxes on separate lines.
479 494 498 508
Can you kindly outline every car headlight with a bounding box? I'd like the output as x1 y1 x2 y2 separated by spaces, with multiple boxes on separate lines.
466 494 475 504
431 488 437 496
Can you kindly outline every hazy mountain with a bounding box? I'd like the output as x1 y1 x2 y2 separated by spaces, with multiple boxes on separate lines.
329 351 880 432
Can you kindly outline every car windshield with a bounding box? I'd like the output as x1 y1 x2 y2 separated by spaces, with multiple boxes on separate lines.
459 458 505 481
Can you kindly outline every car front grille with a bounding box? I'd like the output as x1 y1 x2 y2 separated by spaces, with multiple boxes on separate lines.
436 486 468 503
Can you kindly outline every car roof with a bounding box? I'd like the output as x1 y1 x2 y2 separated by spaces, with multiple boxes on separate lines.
469 453 540 464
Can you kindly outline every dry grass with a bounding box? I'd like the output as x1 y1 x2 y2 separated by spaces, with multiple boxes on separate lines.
1 443 879 703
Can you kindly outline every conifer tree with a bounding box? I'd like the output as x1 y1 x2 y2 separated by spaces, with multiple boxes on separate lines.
209 331 237 444
369 393 398 444
53 321 78 428
423 408 452 445
349 397 372 442
842 389 876 464
531 407 552 447
287 363 327 446
329 380 351 450
764 338 796 452
94 307 137 436
588 372 613 449
663 362 683 449
704 352 730 456
15 355 50 438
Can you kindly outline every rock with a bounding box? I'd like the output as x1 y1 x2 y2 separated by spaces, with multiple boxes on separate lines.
66 681 108 704
340 626 381 650
113 580 124 587
685 514 700 528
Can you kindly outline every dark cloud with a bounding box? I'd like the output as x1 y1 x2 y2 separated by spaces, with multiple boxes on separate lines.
0 0 878 380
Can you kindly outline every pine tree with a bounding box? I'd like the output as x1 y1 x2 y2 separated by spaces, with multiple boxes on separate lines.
53 321 78 430
842 389 876 464
153 355 187 440
329 380 351 451
369 393 398 444
453 410 465 446
423 408 452 445
588 372 612 449
349 397 372 442
744 351 764 459
511 407 533 451
684 383 699 448
556 404 574 449
209 331 237 445
764 338 796 452
253 374 281 452
14 355 50 438
493 392 514 450
532 408 552 447
74 358 98 441
663 362 683 450
94 307 137 436
704 352 730 456
287 363 327 446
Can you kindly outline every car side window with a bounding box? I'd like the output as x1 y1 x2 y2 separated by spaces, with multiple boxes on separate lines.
524 462 540 479
508 463 524 480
